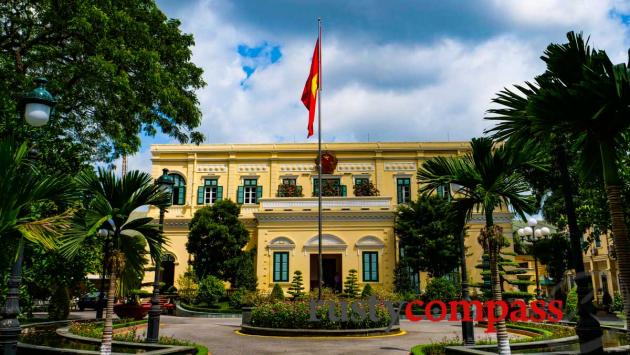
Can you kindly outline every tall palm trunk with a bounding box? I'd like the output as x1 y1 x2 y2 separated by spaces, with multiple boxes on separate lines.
100 251 125 355
600 144 630 339
556 145 603 353
483 211 511 355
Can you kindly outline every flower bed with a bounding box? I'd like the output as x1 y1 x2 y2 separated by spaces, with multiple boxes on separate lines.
249 299 391 330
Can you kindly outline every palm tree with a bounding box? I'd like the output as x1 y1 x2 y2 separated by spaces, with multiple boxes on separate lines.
418 137 535 355
486 31 626 348
0 139 74 350
62 168 169 355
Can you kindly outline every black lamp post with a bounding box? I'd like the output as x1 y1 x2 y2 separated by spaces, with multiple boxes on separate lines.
517 218 550 299
0 78 56 355
146 168 173 343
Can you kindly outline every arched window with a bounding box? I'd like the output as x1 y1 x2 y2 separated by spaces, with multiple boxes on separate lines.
169 173 186 205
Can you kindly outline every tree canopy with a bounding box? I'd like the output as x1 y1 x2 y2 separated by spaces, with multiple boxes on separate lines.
187 200 250 283
0 0 205 168
395 195 461 277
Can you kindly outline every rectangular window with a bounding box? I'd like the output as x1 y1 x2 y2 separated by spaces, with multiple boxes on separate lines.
355 177 369 186
282 178 296 185
313 178 346 197
243 178 259 204
436 185 449 199
273 252 289 282
397 178 411 204
197 179 222 205
362 251 379 282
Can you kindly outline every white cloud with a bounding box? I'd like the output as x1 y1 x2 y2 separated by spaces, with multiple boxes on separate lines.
162 0 630 146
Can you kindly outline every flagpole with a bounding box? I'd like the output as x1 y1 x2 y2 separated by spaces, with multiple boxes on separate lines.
317 18 323 301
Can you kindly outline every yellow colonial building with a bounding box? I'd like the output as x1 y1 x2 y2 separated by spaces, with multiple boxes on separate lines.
145 142 515 294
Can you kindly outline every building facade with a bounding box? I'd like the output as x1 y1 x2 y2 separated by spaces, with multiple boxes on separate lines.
145 142 515 294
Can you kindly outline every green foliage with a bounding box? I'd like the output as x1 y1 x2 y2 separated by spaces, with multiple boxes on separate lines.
250 300 391 329
531 233 572 293
410 340 461 355
353 181 380 196
396 195 460 277
611 293 624 313
423 277 458 302
502 291 534 301
187 200 250 283
343 269 360 298
361 284 373 298
288 271 305 300
0 0 205 164
176 266 199 304
393 260 415 294
229 288 247 309
230 249 258 291
565 287 578 320
197 275 224 307
270 283 285 301
47 286 70 320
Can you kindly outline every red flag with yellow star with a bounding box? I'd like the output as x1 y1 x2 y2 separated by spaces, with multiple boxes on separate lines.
301 40 319 138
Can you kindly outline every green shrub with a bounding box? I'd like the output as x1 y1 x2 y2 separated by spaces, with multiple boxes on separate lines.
229 288 250 308
565 287 577 320
288 271 305 300
48 286 70 320
361 284 373 298
177 267 199 304
343 269 360 298
250 299 391 329
270 283 285 301
611 292 624 313
423 277 458 302
502 291 534 301
197 275 225 306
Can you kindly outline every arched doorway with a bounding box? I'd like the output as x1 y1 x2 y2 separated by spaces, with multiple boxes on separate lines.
160 254 176 290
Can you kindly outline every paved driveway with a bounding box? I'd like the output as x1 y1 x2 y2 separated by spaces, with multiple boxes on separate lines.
157 316 521 355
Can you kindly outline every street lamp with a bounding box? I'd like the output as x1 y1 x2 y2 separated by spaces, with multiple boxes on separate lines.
146 168 173 343
0 78 56 355
517 218 550 299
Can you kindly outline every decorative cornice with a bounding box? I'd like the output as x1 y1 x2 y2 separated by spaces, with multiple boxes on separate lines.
337 162 374 172
238 164 269 173
197 164 227 173
384 162 416 171
279 164 315 172
254 211 395 223
468 213 513 224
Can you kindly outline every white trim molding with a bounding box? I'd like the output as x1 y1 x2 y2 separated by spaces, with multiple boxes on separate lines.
238 164 269 173
279 164 315 173
337 162 374 172
196 164 227 173
303 234 348 255
384 162 416 171
267 236 296 255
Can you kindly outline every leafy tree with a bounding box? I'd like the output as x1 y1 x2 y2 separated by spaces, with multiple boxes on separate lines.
287 271 305 300
423 277 459 302
396 195 460 277
229 250 258 291
0 0 205 166
418 137 536 354
530 233 572 299
61 168 168 354
343 269 360 298
197 275 224 306
187 200 250 283
270 283 284 301
47 286 70 320
393 260 415 294
176 266 199 304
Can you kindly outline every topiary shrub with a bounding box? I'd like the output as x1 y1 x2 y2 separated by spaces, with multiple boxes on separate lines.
423 277 458 302
361 284 373 298
288 271 305 300
270 283 285 301
48 286 70 320
197 275 225 306
565 287 578 320
343 269 360 298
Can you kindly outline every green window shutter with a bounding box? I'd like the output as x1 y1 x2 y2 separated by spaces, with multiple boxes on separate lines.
362 253 369 281
178 187 186 205
313 179 319 196
256 186 263 200
197 186 204 205
282 252 288 281
237 186 244 204
216 186 223 201
340 185 347 197
371 253 378 281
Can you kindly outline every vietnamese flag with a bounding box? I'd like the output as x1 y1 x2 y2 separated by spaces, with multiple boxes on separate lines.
301 40 319 138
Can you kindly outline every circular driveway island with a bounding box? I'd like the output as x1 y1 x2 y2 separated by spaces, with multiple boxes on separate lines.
157 315 524 355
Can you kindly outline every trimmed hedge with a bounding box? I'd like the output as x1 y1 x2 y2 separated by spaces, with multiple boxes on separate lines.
179 302 242 314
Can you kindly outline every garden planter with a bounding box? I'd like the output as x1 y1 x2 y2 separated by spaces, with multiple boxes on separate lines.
113 303 150 320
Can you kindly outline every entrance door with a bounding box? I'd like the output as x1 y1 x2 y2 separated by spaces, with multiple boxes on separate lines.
160 254 176 290
310 254 342 292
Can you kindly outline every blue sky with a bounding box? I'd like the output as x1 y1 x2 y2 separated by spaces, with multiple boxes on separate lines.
126 0 630 172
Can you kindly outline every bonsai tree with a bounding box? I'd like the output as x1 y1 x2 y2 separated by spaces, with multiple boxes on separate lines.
288 271 305 300
344 269 360 298
270 283 285 301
